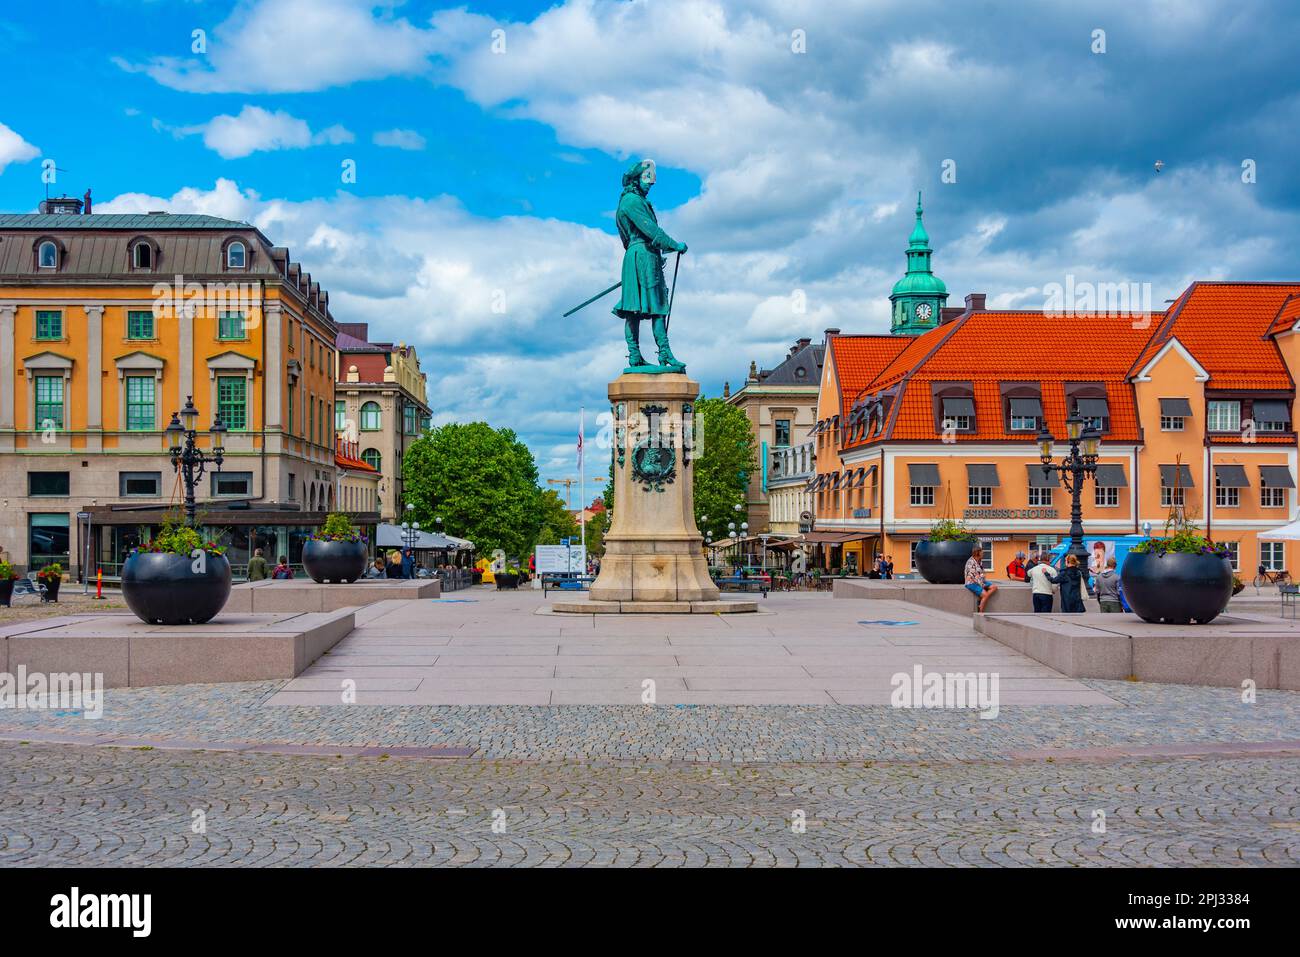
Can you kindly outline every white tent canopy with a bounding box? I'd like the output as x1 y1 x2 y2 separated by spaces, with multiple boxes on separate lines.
375 524 472 550
1258 518 1300 541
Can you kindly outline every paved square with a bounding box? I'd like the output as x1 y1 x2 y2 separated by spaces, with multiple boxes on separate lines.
266 592 1117 706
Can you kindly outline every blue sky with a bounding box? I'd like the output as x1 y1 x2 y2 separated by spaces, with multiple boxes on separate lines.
2 0 1298 491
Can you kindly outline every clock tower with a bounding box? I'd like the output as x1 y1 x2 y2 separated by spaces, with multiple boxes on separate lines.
889 191 948 335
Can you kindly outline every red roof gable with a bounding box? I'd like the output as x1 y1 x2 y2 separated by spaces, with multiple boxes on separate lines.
828 335 910 417
1129 282 1299 390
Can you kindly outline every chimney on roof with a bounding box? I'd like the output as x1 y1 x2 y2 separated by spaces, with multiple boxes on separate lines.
83 188 92 215
797 337 811 349
964 293 986 312
39 195 84 215
824 327 841 340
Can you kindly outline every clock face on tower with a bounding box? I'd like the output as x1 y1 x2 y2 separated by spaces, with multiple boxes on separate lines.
914 302 933 321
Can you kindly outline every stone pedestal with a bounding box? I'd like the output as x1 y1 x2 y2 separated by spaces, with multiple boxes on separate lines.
589 373 721 604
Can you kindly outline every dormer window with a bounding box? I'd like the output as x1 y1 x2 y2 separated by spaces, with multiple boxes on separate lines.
226 240 247 269
129 239 156 270
38 240 58 269
1253 400 1291 432
1065 382 1110 432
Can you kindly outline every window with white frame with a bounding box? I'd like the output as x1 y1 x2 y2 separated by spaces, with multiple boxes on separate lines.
968 486 992 507
1161 486 1186 508
1215 483 1239 507
1223 541 1239 571
1260 541 1285 572
1027 486 1052 506
1159 415 1184 431
1207 400 1241 432
978 539 994 572
910 485 934 507
1262 486 1286 508
909 541 920 571
1095 485 1119 507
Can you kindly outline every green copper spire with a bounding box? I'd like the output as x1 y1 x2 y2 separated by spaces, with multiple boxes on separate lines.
890 190 948 335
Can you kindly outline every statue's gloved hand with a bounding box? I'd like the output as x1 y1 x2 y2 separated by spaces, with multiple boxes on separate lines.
675 241 688 253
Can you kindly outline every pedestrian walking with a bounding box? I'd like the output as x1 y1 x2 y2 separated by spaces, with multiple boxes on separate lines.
1047 553 1090 613
1094 557 1123 612
246 548 268 581
1027 554 1055 612
271 555 293 580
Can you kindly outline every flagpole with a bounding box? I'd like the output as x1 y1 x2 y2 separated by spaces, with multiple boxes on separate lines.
579 406 586 558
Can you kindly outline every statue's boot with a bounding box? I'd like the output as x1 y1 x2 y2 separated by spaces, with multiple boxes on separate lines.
652 316 684 369
625 318 649 367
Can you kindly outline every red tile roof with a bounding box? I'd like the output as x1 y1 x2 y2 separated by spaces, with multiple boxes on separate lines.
847 310 1156 445
1129 282 1299 390
828 335 910 416
1266 293 1300 337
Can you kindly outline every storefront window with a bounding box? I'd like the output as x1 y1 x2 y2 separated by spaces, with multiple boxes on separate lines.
29 512 69 569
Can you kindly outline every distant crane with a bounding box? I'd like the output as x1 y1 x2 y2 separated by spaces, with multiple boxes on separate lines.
547 476 606 510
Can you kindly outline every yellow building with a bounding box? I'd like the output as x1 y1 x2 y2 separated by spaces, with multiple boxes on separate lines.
0 202 372 576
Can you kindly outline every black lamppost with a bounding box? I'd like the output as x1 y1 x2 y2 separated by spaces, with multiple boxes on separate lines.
165 395 227 527
1037 414 1101 561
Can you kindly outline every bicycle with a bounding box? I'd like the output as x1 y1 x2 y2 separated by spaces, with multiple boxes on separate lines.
1253 565 1292 588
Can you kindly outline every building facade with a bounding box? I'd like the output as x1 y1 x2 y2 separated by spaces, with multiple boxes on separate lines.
725 337 824 532
0 204 362 577
813 284 1300 578
334 323 431 523
335 435 381 517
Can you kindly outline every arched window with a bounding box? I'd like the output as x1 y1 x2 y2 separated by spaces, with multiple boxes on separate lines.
226 240 247 269
360 401 381 431
362 448 382 472
132 241 153 269
38 241 58 269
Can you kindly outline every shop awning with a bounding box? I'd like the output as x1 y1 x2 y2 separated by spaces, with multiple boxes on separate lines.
1260 465 1296 488
1260 519 1300 540
1254 400 1291 423
376 524 467 549
1159 397 1193 417
942 396 975 418
1093 464 1128 487
1159 464 1195 488
1026 464 1061 488
1214 464 1250 488
1010 397 1043 419
908 463 940 486
967 463 1000 487
801 530 875 545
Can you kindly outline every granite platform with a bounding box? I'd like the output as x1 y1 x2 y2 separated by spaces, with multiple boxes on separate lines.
975 610 1300 690
0 609 355 688
550 598 759 614
833 577 1036 615
225 578 440 613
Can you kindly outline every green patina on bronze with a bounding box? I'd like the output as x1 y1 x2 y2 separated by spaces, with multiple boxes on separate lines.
613 159 687 374
890 191 948 335
630 404 676 491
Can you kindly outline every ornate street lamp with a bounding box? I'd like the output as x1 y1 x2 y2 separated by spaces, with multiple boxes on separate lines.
167 395 226 527
1037 414 1101 562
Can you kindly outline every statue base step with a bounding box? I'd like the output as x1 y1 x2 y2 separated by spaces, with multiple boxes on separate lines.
551 598 758 615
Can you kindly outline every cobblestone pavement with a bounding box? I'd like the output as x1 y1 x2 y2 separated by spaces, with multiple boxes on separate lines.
1 741 1296 866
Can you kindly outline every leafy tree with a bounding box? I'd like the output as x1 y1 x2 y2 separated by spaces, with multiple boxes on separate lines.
692 397 757 538
600 398 756 543
583 503 611 556
535 489 579 546
401 422 544 559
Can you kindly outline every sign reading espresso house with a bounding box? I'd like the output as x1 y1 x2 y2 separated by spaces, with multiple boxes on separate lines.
962 508 1059 520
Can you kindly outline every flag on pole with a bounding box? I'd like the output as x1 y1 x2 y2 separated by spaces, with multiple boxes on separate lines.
579 408 586 555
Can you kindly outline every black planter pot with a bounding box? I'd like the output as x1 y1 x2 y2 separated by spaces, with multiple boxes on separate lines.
914 539 975 585
496 573 520 590
0 578 13 607
1120 550 1233 624
302 539 368 584
39 577 61 602
122 551 232 625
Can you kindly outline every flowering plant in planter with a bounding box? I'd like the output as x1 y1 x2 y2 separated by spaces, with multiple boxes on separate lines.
37 562 63 580
1128 527 1229 559
134 522 226 556
926 518 977 543
310 512 369 545
0 560 18 581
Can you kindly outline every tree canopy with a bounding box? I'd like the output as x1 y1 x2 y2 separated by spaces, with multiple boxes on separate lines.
692 397 757 539
401 422 546 559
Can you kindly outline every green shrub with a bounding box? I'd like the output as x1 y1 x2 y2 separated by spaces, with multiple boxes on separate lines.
136 521 225 556
37 562 63 579
927 518 977 543
1129 526 1229 558
0 560 19 580
312 512 368 544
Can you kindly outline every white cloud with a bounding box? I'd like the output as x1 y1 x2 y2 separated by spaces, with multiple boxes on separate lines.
116 0 436 94
169 106 354 159
0 121 39 172
373 128 427 151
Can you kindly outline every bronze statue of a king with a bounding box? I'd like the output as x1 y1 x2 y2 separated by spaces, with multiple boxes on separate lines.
612 158 687 373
